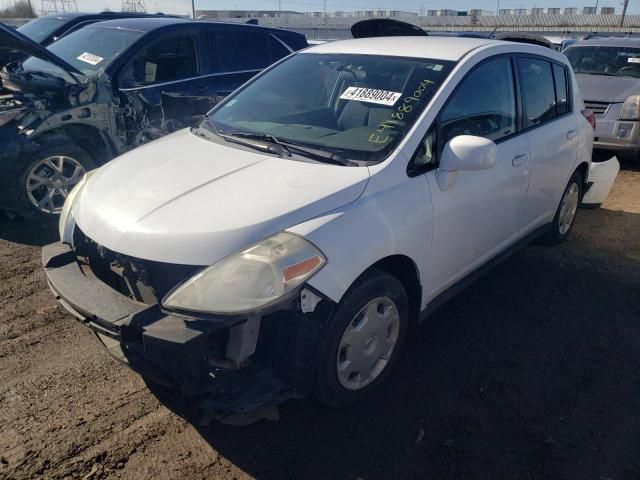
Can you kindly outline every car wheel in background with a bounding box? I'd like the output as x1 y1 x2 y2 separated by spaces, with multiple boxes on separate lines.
313 269 409 408
18 136 95 219
542 170 583 245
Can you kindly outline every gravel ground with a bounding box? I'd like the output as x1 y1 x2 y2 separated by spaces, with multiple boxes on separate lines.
0 165 639 480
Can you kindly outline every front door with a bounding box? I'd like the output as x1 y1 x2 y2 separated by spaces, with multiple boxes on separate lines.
117 32 205 139
423 56 531 299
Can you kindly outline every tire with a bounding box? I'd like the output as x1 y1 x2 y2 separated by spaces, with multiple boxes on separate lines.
17 136 96 219
542 171 583 245
313 269 409 408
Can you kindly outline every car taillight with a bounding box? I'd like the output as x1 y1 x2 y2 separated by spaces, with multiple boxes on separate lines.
582 108 596 130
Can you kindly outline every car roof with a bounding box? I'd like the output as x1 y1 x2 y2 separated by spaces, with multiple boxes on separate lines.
570 37 640 48
83 16 192 32
305 36 500 61
84 17 303 35
40 12 178 21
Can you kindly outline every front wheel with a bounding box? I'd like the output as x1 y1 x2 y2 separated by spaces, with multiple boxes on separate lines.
313 269 409 408
18 137 95 219
542 171 583 245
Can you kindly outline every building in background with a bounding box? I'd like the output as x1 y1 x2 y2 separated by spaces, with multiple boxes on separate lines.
601 6 615 14
196 10 302 18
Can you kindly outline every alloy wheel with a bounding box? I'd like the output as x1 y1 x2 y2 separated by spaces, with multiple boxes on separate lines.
25 155 86 215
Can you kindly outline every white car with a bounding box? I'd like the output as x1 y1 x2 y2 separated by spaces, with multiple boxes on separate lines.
44 37 595 410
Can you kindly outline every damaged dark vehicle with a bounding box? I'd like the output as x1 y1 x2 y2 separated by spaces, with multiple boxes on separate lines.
0 18 307 217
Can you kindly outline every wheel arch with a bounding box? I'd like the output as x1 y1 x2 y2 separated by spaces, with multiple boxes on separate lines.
575 161 589 194
34 124 116 166
346 255 422 327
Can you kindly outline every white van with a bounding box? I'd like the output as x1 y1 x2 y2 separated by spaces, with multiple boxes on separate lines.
44 37 595 410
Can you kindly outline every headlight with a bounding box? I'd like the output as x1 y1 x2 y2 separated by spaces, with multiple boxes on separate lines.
162 232 326 315
619 95 640 120
58 170 94 242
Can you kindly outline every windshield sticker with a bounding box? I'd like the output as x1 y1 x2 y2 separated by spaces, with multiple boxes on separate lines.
628 57 640 63
340 87 403 106
76 52 104 66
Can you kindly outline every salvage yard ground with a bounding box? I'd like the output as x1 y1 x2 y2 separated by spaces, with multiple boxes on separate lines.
1 165 639 480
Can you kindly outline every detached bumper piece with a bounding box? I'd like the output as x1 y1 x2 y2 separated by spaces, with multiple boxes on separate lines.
42 242 330 413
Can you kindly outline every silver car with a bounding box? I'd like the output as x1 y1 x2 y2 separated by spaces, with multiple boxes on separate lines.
565 38 640 161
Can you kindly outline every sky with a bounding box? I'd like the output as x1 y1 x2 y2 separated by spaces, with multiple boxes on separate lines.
10 0 635 19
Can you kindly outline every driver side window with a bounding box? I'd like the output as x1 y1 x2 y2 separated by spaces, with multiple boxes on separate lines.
440 57 516 145
121 35 197 86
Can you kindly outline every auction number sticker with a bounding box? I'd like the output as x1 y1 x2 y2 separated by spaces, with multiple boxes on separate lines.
77 52 104 66
339 87 402 106
628 57 640 63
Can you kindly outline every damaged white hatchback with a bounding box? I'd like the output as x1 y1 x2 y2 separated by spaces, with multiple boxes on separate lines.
44 37 597 411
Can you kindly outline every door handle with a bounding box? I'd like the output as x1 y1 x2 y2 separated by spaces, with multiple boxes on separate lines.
567 130 577 140
512 153 528 167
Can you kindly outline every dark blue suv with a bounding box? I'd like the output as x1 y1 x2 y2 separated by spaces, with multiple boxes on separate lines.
0 18 307 217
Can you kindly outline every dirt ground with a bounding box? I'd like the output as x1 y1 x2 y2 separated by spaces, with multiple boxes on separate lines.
0 165 639 480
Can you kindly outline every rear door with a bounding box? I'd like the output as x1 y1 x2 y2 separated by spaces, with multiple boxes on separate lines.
422 56 532 297
517 57 578 225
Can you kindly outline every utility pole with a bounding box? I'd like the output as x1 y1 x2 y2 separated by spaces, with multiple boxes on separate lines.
191 0 195 18
620 0 629 27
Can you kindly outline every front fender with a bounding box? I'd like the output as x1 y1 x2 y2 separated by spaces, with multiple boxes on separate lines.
287 168 433 309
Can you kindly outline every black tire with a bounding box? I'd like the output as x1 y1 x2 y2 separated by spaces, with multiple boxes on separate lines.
542 170 583 245
313 269 409 408
17 136 96 220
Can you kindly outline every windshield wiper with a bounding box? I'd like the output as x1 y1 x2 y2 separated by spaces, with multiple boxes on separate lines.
275 139 358 166
22 69 67 83
217 130 293 157
201 123 357 166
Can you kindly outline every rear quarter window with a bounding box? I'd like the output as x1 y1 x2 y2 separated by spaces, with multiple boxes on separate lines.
215 29 271 72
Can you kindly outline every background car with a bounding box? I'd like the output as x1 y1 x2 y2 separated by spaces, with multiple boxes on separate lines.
565 38 640 161
0 18 307 218
0 12 178 67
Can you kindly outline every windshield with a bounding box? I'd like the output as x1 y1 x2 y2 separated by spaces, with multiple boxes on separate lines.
207 53 454 163
21 24 143 78
566 46 640 78
17 16 66 43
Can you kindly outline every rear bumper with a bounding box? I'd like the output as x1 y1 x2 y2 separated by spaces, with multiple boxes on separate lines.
583 157 620 206
42 242 329 411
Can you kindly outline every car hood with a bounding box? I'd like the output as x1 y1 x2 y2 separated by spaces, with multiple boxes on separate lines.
0 23 82 77
575 73 640 103
73 129 370 266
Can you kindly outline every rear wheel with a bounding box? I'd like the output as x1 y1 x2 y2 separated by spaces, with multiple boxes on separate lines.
18 137 95 219
542 171 583 245
313 269 409 408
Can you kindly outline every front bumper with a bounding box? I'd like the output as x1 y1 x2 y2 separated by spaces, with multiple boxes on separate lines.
42 242 331 412
593 118 640 155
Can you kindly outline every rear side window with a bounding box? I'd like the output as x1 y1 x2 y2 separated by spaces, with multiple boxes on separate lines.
216 30 271 72
122 35 198 85
518 58 557 127
553 63 570 115
440 56 517 144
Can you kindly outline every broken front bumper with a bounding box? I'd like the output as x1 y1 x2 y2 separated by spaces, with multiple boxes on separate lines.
42 242 331 412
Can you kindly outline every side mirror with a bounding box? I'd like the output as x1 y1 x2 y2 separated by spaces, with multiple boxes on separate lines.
436 135 497 190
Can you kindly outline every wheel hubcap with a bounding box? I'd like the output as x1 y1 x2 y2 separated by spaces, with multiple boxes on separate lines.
26 155 85 215
336 297 400 391
558 182 579 235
